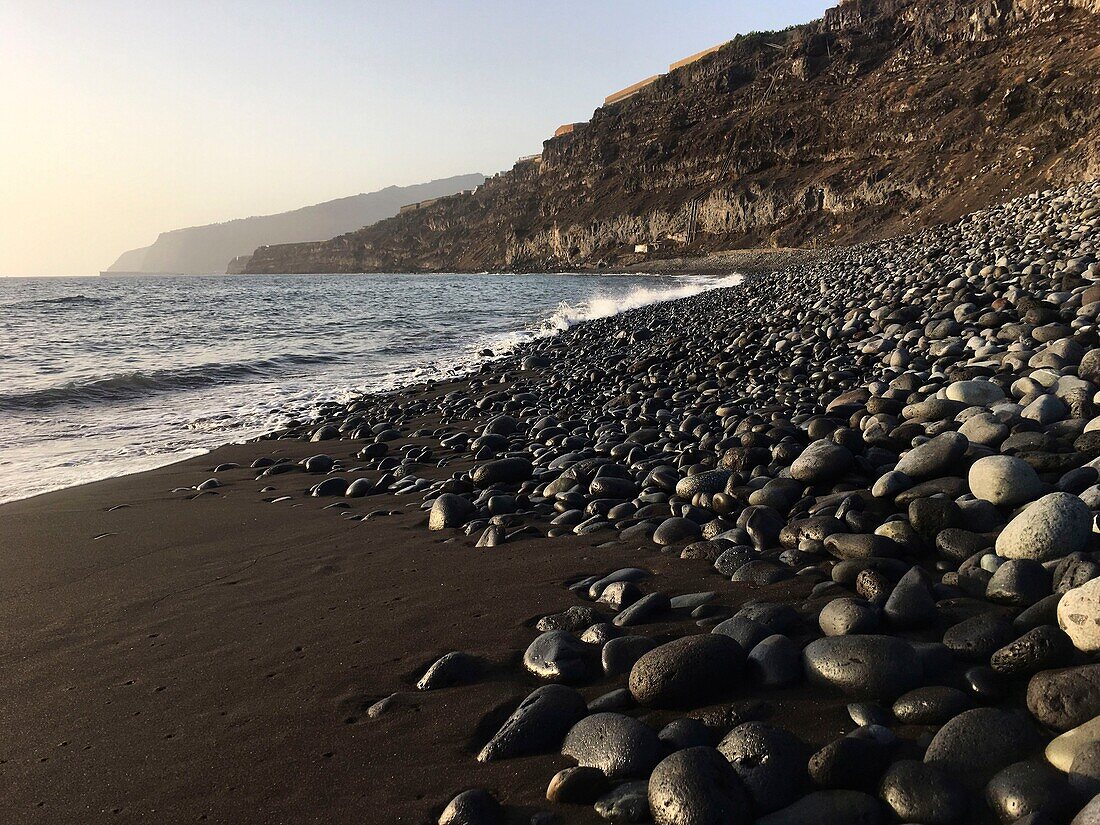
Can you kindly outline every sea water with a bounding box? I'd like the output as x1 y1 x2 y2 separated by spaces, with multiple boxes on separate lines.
0 272 741 503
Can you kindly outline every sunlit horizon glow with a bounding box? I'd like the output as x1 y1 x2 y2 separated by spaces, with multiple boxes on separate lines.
0 0 833 276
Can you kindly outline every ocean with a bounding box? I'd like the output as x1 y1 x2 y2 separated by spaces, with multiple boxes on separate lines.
0 272 741 503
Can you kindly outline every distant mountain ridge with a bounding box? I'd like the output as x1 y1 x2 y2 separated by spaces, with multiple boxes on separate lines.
105 174 485 274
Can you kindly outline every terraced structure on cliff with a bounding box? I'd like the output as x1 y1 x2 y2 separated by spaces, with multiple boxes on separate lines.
244 0 1100 274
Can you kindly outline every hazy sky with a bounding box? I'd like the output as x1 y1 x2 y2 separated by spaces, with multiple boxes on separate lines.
0 1 833 276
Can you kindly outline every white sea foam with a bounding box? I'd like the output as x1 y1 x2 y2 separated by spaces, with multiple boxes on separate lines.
532 273 744 336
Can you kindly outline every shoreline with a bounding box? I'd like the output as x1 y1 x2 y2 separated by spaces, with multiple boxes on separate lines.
0 270 746 509
5 184 1100 824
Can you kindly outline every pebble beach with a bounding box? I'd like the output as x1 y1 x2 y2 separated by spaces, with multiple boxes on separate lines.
5 183 1100 824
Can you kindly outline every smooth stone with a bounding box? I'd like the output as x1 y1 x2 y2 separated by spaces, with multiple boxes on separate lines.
587 688 634 713
894 432 969 480
470 457 533 487
417 651 482 690
942 613 1016 660
345 477 374 497
675 470 732 499
654 517 703 546
969 455 1045 507
538 605 607 633
823 533 897 561
1070 742 1100 797
478 684 589 762
1048 716 1100 772
647 746 752 825
819 597 879 636
562 713 662 780
892 686 971 725
711 617 770 650
883 566 938 628
603 636 658 677
658 718 714 751
594 782 650 823
629 634 744 708
614 592 672 627
803 635 922 699
947 379 1006 406
747 635 802 687
547 766 609 805
986 760 1074 824
438 789 503 825
924 708 1041 790
429 493 476 530
848 702 892 727
523 631 597 682
1059 578 1100 653
986 559 1051 607
716 722 805 814
588 568 651 599
879 759 967 825
807 736 891 790
1027 665 1100 731
791 440 854 484
996 492 1093 562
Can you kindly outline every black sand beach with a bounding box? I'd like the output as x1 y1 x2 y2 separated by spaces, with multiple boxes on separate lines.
5 184 1100 824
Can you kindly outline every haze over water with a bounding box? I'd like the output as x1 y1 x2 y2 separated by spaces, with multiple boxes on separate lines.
0 272 741 503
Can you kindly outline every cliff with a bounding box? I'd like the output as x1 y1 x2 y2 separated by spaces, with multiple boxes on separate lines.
244 0 1100 275
105 174 484 275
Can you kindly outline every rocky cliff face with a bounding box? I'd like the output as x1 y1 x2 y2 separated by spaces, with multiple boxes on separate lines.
245 0 1100 274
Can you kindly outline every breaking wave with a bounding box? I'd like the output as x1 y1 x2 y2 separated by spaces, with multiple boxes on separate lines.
0 354 339 410
532 274 744 336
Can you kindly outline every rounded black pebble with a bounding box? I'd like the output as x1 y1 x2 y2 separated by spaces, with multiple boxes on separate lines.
986 760 1074 824
561 713 663 780
628 633 744 708
892 686 971 725
879 759 967 825
808 736 891 791
478 684 588 762
717 722 806 814
438 788 503 825
648 746 752 825
546 766 609 804
923 708 1041 791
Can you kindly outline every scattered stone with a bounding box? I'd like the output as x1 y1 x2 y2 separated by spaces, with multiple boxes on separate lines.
995 493 1093 562
924 708 1040 790
629 634 744 708
803 635 922 699
562 713 662 780
647 746 751 825
478 684 588 762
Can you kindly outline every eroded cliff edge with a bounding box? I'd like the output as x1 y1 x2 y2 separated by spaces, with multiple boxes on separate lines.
245 0 1100 274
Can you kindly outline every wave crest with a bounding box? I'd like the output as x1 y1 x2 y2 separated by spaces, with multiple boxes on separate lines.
0 354 338 411
532 274 744 336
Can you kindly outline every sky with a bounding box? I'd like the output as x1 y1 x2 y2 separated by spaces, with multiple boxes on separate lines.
0 0 833 276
